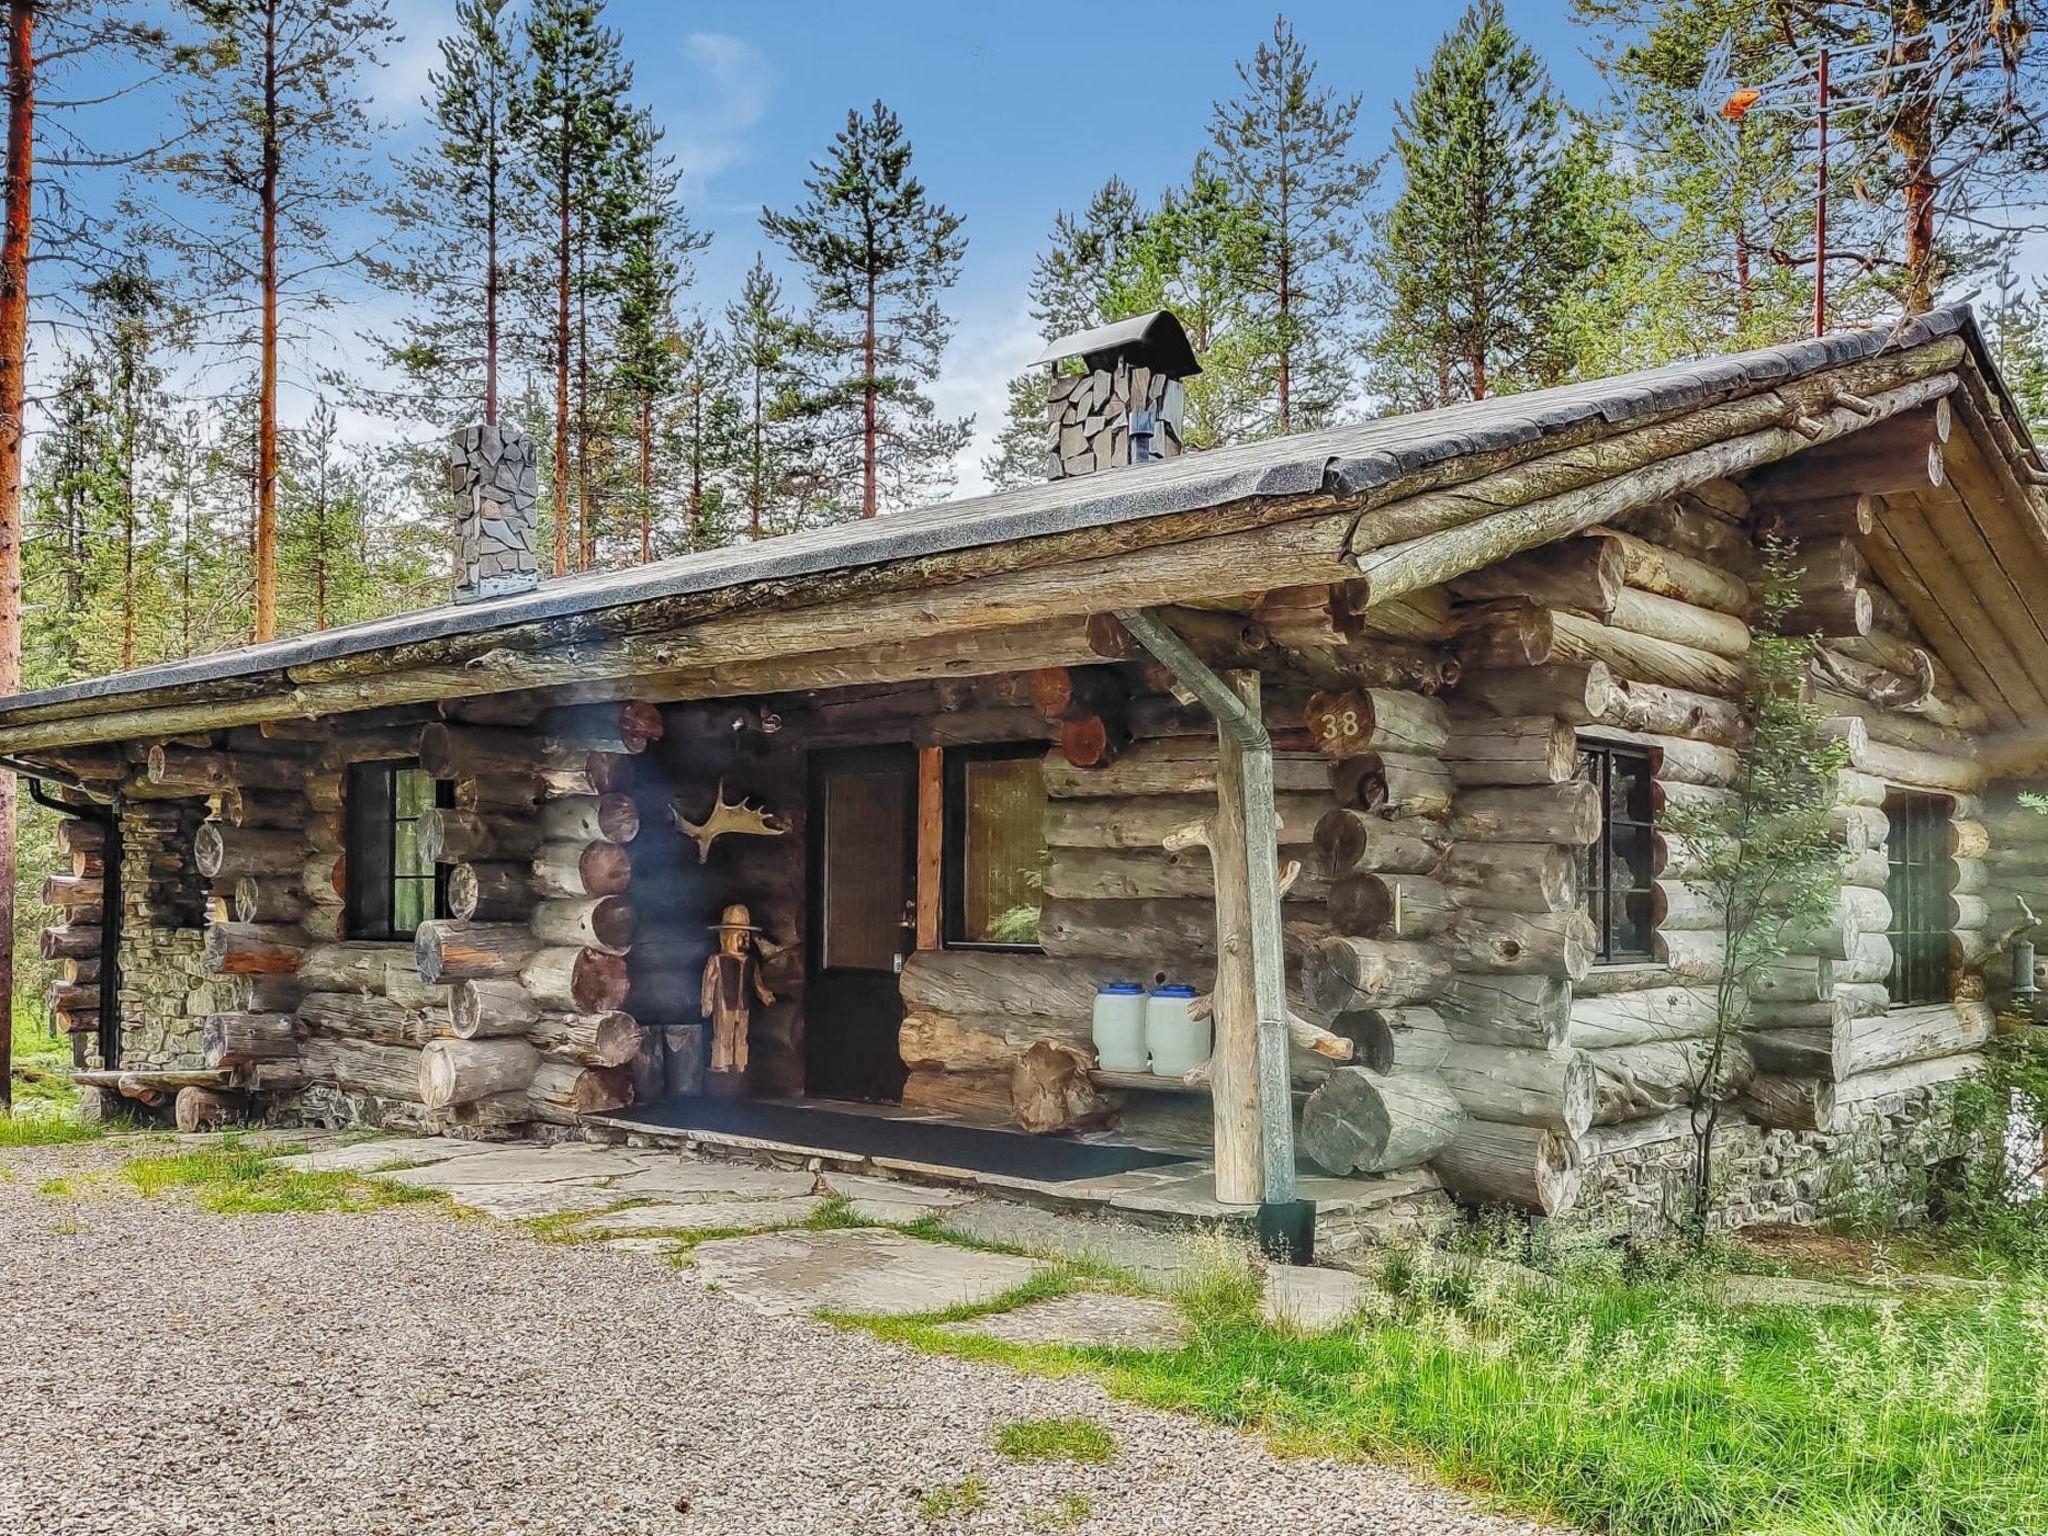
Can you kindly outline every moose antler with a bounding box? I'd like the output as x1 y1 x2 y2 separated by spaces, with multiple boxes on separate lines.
671 779 787 864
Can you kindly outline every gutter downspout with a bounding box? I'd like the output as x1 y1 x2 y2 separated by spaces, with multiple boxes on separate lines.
1113 608 1311 1261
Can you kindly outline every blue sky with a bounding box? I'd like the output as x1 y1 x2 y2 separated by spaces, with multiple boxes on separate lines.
34 4 1653 490
557 1 1603 487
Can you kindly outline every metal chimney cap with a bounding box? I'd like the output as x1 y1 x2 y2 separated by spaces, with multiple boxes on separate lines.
1031 309 1201 378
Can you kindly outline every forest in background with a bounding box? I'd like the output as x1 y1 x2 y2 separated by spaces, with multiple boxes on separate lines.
5 0 2048 1028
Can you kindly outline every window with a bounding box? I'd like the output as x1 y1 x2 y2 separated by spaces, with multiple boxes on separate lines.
345 760 449 941
944 746 1048 948
1885 790 1953 1006
1578 742 1655 965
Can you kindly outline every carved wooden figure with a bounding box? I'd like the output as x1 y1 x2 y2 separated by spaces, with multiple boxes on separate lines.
701 904 775 1080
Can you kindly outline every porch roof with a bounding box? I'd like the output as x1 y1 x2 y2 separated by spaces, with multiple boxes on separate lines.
0 303 2031 750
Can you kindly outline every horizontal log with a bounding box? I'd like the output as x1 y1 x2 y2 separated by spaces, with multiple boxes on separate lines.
1302 935 1451 1012
421 1037 540 1109
194 823 302 880
1303 688 1452 758
148 744 303 792
1437 841 1576 914
1841 1001 1993 1078
1044 794 1324 851
415 920 544 984
1299 1067 1464 1175
1431 1119 1581 1214
39 923 100 961
1312 808 1443 879
201 1011 299 1069
204 922 305 976
1443 716 1577 787
1328 872 1454 939
297 941 400 994
538 793 641 846
531 896 635 954
1585 528 1751 615
296 991 441 1047
449 860 539 920
528 1011 645 1068
1568 985 1720 1049
1447 781 1600 846
1327 752 1454 819
451 976 542 1038
526 947 631 1014
418 808 544 864
1446 908 1594 979
1042 740 1330 799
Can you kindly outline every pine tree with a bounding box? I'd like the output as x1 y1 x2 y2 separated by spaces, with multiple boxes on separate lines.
84 264 171 665
611 110 704 563
662 315 740 553
1369 2 1607 406
762 100 970 518
279 399 365 631
1137 164 1269 447
169 0 395 643
518 0 632 573
1209 13 1376 434
982 178 1153 491
1570 0 1860 361
723 254 806 539
362 0 526 433
22 355 110 680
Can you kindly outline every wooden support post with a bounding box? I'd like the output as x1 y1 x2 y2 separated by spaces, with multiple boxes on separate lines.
1116 608 1297 1210
916 745 943 951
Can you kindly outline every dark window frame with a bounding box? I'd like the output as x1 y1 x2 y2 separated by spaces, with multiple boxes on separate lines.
942 743 1048 953
1885 789 1954 1007
343 759 452 942
1578 740 1657 966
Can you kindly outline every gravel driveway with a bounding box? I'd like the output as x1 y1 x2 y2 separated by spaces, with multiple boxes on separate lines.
0 1141 1543 1536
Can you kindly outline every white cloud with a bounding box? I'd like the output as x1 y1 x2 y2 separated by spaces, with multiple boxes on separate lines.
372 0 458 129
658 32 774 203
932 301 1042 498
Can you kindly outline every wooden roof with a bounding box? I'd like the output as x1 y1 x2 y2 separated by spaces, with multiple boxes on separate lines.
1 303 2040 760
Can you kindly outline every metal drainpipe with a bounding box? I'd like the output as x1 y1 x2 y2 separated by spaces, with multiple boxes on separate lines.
22 774 122 1074
1113 608 1312 1261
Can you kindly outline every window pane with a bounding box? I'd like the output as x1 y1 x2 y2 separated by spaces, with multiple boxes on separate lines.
1579 741 1655 965
1885 791 1953 1006
959 756 1046 945
392 876 433 936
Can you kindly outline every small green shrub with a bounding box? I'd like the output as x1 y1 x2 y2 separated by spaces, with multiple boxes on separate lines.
993 1417 1116 1464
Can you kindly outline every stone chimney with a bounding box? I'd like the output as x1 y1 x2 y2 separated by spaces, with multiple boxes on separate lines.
449 420 539 603
1035 310 1200 480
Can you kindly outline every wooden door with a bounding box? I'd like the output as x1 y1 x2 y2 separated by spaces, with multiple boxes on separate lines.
805 746 915 1101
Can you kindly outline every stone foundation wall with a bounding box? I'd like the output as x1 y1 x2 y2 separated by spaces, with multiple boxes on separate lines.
114 800 219 1073
1579 1089 1967 1236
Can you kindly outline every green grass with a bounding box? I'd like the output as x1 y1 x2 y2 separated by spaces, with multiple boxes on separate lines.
6 1003 83 1122
857 1238 2048 1536
993 1417 1116 1465
118 1140 448 1215
1024 1493 1092 1529
0 1112 103 1147
916 1476 987 1521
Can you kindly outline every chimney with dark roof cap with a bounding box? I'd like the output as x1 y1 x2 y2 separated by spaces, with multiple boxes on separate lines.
449 420 539 603
1035 309 1200 480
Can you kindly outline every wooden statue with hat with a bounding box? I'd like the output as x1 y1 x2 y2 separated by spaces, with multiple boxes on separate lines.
702 903 774 1095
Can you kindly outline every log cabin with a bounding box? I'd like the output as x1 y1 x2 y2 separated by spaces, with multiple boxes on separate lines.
8 304 2045 1250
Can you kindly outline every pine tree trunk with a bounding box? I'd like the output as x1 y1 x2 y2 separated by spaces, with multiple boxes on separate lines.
552 139 570 578
252 0 281 644
0 0 31 1106
862 267 878 518
484 128 499 426
638 395 652 563
749 364 763 540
